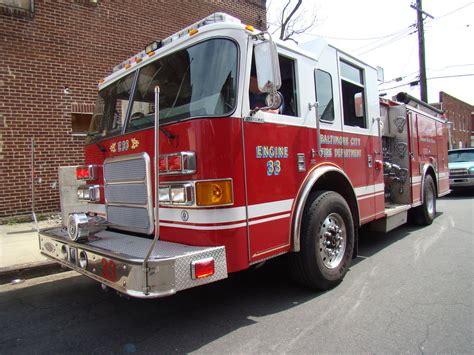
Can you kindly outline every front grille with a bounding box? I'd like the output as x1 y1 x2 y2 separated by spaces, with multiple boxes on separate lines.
449 168 468 177
104 153 153 234
105 183 148 205
107 206 151 231
104 159 146 182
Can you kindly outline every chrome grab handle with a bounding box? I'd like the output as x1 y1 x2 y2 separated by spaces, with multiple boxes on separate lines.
143 85 160 295
309 102 322 157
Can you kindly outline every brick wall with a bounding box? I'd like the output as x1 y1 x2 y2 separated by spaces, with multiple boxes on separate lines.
439 92 473 149
0 0 266 217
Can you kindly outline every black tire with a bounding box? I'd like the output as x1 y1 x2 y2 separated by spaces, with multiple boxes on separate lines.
290 191 354 290
412 175 436 225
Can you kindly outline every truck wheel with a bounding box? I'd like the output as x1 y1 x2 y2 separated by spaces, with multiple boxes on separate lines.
413 175 436 225
290 191 354 290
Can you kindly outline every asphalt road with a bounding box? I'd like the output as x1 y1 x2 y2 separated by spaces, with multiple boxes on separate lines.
1 190 473 354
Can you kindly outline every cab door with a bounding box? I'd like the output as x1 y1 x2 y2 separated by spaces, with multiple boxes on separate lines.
242 45 304 263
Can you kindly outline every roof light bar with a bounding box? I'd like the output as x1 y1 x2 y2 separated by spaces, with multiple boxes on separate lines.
145 40 162 54
111 13 241 74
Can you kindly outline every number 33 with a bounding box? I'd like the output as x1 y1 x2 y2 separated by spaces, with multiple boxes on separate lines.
266 160 281 176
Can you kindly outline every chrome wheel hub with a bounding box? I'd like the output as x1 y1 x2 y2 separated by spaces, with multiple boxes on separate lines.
318 213 346 269
426 185 435 216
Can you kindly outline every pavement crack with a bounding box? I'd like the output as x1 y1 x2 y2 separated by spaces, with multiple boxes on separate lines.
418 319 439 354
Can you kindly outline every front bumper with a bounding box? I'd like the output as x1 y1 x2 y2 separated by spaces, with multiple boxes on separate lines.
449 176 474 188
39 227 227 298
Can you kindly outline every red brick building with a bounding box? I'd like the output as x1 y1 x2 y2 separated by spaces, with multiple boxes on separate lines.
0 0 266 218
437 92 473 149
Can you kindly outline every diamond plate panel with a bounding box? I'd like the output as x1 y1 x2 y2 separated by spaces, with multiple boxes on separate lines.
41 228 224 260
105 183 148 205
174 247 227 291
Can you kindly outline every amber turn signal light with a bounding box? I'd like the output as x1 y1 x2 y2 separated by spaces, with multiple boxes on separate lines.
195 180 233 206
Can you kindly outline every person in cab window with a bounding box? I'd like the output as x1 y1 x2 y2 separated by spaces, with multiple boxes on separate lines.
249 71 283 114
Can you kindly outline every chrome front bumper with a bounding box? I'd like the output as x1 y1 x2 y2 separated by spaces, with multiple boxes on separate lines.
449 177 474 188
39 228 227 298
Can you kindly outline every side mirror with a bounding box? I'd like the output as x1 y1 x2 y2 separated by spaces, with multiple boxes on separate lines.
254 40 281 93
265 92 283 111
354 92 364 118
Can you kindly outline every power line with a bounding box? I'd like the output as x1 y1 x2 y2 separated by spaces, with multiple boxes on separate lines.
428 73 474 80
379 73 474 91
356 29 416 55
303 26 414 41
353 25 415 52
435 2 474 20
430 64 474 71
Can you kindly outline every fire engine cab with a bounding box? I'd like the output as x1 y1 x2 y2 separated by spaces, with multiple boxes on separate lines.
39 13 450 298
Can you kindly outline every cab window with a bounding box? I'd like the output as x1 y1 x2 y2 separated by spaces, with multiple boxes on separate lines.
340 60 366 128
278 55 298 117
314 69 334 122
249 54 298 117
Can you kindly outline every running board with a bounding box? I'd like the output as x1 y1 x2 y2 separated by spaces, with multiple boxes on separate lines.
368 204 410 233
39 227 227 298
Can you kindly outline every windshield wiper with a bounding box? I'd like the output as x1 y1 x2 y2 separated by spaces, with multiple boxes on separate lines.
160 127 175 139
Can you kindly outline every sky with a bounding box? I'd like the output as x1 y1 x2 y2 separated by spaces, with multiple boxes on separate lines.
267 0 474 105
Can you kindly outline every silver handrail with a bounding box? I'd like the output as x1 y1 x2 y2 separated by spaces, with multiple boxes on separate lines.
143 85 160 295
309 102 322 156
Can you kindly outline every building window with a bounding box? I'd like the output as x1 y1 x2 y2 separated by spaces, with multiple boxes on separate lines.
314 69 334 122
340 60 366 128
0 0 34 17
74 0 98 6
71 113 92 137
71 103 94 137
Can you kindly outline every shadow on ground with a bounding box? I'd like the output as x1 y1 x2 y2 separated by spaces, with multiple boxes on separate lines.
0 257 322 354
441 187 474 200
1 193 469 353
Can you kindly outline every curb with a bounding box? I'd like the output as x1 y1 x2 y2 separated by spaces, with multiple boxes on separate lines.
0 260 66 285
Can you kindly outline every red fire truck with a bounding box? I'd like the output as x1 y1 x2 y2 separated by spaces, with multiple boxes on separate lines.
39 13 449 298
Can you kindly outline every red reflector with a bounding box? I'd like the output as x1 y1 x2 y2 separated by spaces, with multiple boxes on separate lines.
158 157 167 171
168 155 182 171
76 167 89 180
192 258 215 279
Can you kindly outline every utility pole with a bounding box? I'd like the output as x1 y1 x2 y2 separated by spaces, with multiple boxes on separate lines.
411 0 433 103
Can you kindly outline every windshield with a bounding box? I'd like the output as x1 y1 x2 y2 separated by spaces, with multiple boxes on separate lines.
88 73 135 142
88 38 238 142
448 150 474 163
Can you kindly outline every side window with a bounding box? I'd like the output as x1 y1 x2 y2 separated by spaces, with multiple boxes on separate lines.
314 69 334 122
340 60 366 128
278 55 298 117
249 53 298 117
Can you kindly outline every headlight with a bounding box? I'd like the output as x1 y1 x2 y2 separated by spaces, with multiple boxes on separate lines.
158 184 193 205
469 167 474 174
159 187 170 202
170 186 186 203
77 185 100 202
